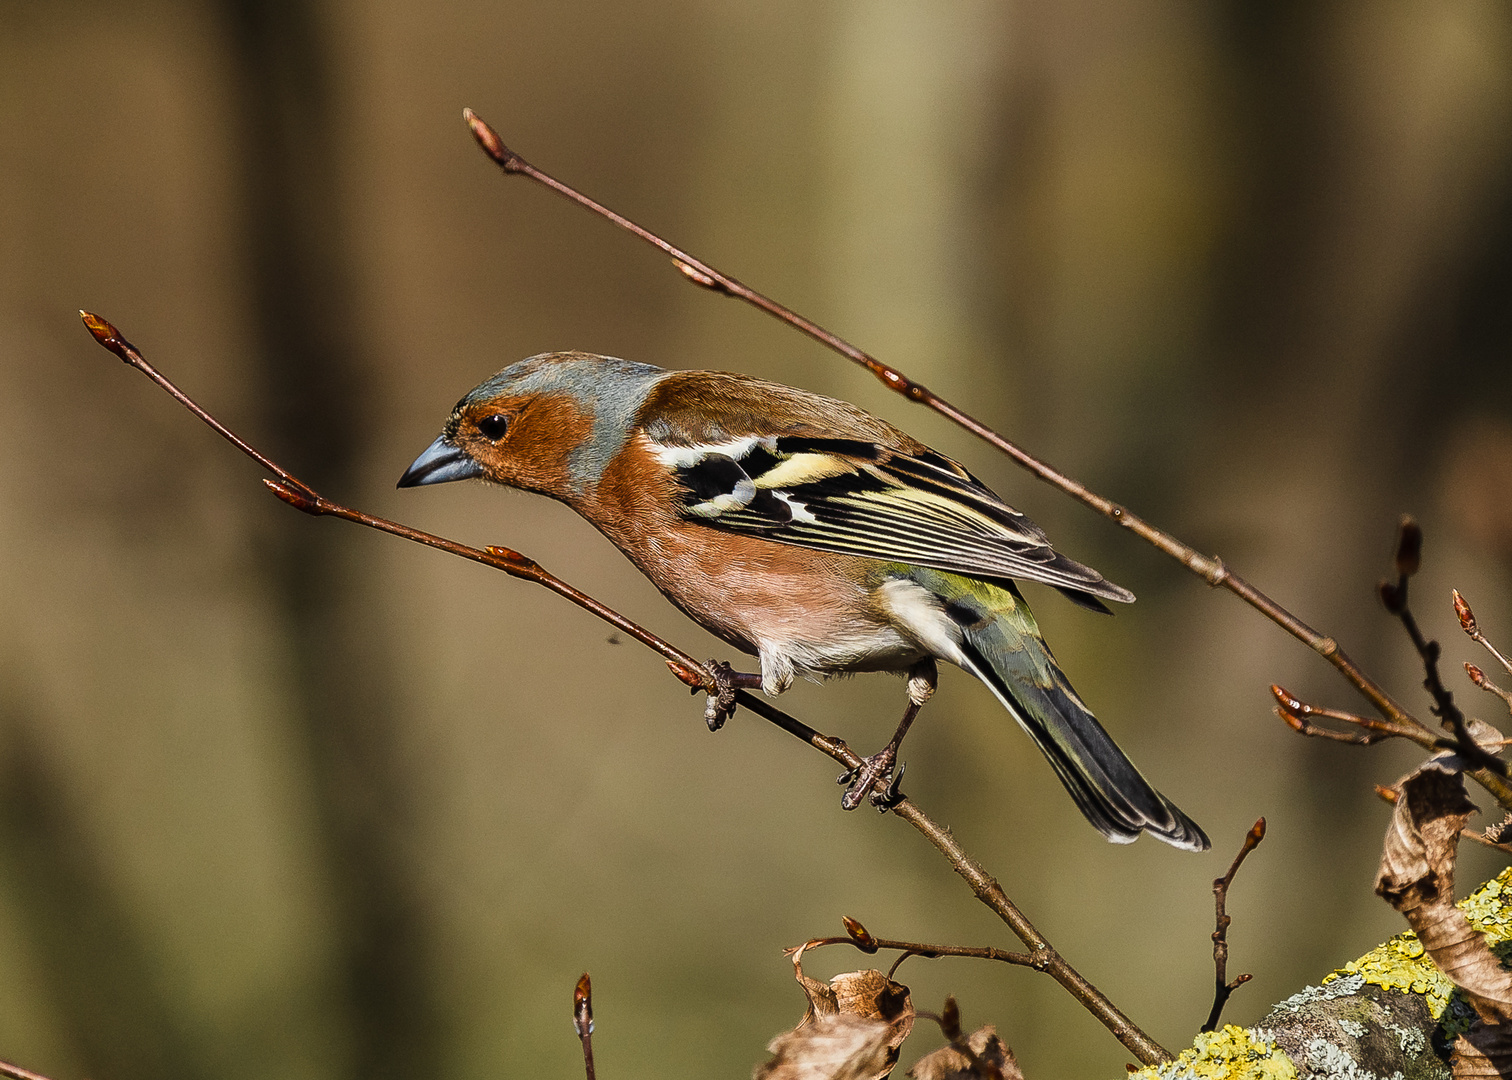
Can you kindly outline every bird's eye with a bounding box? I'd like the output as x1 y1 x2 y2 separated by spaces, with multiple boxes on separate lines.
477 414 509 441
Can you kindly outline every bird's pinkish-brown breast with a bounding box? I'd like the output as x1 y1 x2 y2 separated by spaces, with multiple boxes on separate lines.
581 433 894 658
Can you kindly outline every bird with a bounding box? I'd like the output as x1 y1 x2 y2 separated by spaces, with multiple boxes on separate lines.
398 351 1208 851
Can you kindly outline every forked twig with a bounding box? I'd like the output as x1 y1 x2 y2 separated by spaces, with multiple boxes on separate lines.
1379 518 1506 776
1270 685 1424 748
456 109 1512 813
1203 818 1265 1032
79 312 1172 1066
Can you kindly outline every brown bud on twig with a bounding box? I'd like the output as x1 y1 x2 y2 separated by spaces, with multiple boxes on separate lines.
1455 590 1480 635
843 916 878 953
939 996 961 1041
574 972 594 1037
79 310 126 356
1394 515 1423 578
462 108 522 171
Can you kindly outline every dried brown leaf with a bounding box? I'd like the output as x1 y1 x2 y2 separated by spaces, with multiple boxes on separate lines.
783 942 915 1075
790 944 914 1045
1452 1023 1512 1079
907 1027 1022 1080
1377 761 1512 1028
1484 813 1512 846
754 1014 898 1080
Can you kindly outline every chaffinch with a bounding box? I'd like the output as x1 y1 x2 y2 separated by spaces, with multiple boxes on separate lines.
399 352 1208 851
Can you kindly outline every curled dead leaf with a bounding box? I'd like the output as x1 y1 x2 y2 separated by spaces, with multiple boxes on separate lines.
907 1026 1022 1080
1452 1021 1512 1079
1377 760 1512 1045
779 942 915 1078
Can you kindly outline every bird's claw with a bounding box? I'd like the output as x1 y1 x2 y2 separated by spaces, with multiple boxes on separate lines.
839 748 902 811
703 659 740 732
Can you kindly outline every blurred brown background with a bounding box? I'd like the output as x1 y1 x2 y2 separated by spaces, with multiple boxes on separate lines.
2 0 1511 1076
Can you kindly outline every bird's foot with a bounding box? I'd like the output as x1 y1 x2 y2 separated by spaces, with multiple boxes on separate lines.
702 660 762 732
838 752 906 811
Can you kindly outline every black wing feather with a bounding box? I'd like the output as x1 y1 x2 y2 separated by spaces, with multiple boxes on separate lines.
667 438 1133 603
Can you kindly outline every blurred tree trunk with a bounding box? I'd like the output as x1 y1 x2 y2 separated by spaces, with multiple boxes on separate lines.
213 1 440 1076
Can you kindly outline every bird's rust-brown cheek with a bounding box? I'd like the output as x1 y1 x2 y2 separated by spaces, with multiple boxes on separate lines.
475 394 595 498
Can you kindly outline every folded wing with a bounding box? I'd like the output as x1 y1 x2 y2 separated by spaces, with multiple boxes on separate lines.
654 433 1134 606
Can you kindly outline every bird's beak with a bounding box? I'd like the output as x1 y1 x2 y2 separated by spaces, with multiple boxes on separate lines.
397 435 484 488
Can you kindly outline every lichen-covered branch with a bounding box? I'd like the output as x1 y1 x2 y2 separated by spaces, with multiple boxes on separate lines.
1128 858 1512 1076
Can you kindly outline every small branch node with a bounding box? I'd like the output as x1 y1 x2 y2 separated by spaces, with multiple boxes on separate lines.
672 258 727 293
263 477 323 515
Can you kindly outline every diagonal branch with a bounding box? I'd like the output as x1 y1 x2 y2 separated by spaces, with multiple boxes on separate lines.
458 110 1453 756
79 311 1172 1067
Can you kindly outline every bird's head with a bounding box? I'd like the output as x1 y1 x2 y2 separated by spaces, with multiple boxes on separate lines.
397 351 668 499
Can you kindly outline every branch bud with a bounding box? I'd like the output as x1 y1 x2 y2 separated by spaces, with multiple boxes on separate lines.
940 996 961 1040
842 916 878 952
573 972 593 1037
1455 590 1479 635
1394 515 1423 577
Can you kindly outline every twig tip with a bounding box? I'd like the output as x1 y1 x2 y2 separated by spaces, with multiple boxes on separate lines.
463 107 514 167
573 972 594 1037
1454 589 1478 635
79 310 129 358
842 915 878 952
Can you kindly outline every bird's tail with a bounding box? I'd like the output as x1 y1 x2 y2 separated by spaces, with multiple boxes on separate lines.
923 571 1209 851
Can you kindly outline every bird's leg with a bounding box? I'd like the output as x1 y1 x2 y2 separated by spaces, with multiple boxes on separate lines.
839 659 937 810
703 659 763 731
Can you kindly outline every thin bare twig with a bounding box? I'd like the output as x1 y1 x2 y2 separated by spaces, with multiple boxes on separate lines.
1270 685 1426 748
1203 818 1265 1032
1456 591 1512 677
574 973 596 1080
792 915 1039 977
457 109 1512 813
1467 664 1512 713
80 312 1172 1066
1378 518 1506 776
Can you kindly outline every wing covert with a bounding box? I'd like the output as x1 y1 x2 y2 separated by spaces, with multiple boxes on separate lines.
655 434 1134 604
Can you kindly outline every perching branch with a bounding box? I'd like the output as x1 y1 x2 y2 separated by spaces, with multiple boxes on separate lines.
0 1060 57 1080
78 311 1171 1067
457 108 1512 814
1202 817 1265 1033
